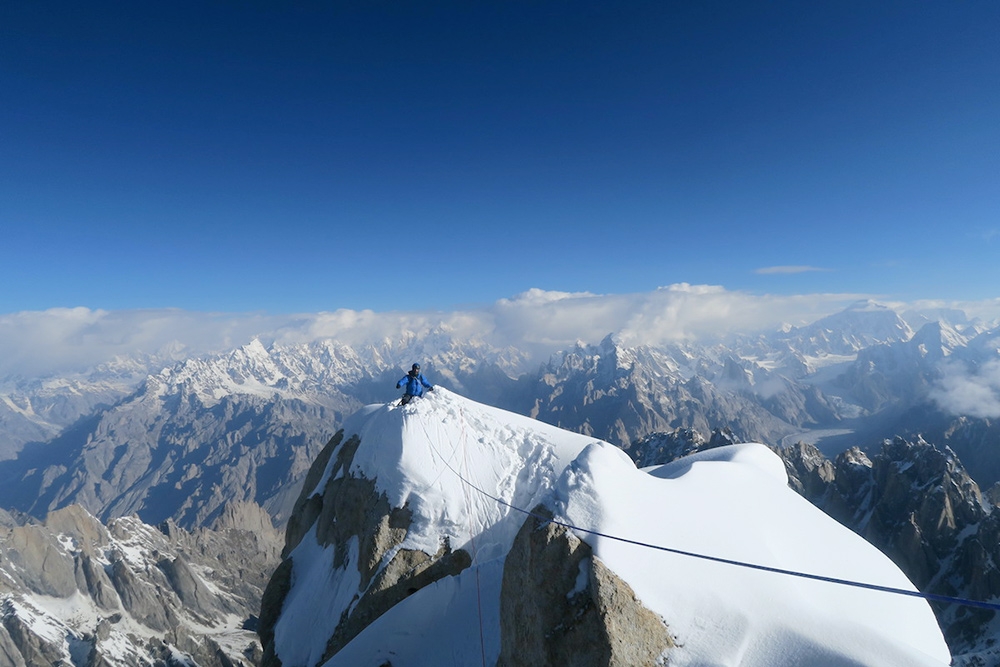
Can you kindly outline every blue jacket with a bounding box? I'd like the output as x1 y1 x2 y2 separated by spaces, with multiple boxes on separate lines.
397 371 433 397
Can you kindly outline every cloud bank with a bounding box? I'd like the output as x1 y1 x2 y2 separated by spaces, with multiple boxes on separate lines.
3 285 999 379
0 308 284 378
931 355 1000 419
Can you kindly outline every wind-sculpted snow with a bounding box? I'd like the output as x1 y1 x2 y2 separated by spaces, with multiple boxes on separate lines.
272 389 601 665
268 390 950 666
339 388 596 558
566 443 949 666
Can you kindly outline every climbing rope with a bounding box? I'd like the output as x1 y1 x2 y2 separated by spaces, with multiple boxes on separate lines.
429 433 1000 614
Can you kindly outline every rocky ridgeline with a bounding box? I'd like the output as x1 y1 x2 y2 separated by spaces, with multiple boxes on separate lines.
0 501 282 666
776 437 1000 665
519 334 840 449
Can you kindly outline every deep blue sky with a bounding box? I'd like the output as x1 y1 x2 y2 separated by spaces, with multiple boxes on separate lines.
2 1 998 313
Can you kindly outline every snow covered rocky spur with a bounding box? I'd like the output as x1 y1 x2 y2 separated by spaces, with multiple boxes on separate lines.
260 389 950 666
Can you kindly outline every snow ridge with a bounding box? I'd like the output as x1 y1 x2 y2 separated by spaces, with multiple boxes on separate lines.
270 390 950 666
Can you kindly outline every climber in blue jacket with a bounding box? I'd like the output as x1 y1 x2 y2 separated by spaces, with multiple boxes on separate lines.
396 363 433 405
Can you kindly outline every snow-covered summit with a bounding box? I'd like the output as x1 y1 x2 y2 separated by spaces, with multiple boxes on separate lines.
262 389 950 666
778 299 915 358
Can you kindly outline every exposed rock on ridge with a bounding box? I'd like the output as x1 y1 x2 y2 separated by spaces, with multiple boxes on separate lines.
498 506 672 667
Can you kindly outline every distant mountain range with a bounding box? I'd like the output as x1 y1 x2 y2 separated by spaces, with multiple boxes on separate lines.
1 300 999 664
0 300 997 531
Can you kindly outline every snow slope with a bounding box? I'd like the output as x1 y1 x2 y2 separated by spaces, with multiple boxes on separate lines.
272 389 950 666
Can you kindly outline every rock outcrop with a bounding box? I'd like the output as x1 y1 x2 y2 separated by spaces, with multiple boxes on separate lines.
260 430 473 666
624 426 742 468
498 506 672 667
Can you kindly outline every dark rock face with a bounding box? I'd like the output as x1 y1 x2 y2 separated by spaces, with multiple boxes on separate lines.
109 558 174 631
498 506 672 667
1 608 64 666
780 441 837 500
322 538 471 663
157 554 218 620
0 624 27 667
777 437 1000 663
258 559 293 667
282 432 345 559
77 553 119 611
627 428 706 468
879 409 1000 490
624 426 742 468
1 521 79 597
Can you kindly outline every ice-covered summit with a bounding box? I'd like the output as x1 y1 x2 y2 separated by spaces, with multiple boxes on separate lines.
262 389 949 666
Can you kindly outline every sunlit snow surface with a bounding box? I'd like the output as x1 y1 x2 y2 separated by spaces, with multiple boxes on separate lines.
275 388 950 667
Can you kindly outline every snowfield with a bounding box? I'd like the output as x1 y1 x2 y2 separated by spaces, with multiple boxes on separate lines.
274 388 951 666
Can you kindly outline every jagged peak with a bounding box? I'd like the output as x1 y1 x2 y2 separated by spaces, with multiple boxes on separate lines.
910 320 967 354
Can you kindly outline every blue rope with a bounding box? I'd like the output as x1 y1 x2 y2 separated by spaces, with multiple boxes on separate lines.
445 455 1000 614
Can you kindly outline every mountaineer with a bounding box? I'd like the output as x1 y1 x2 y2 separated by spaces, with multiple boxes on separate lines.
396 363 433 406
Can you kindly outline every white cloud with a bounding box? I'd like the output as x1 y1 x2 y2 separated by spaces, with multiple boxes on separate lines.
4 286 998 379
930 358 1000 419
754 266 830 275
273 308 492 348
899 298 1000 328
616 286 863 345
496 288 597 306
0 308 281 377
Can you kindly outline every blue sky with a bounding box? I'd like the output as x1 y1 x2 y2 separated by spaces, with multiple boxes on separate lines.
2 1 998 314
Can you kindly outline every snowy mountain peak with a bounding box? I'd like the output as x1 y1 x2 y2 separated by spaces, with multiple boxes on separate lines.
910 320 968 358
262 390 950 666
776 300 915 359
845 298 891 312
